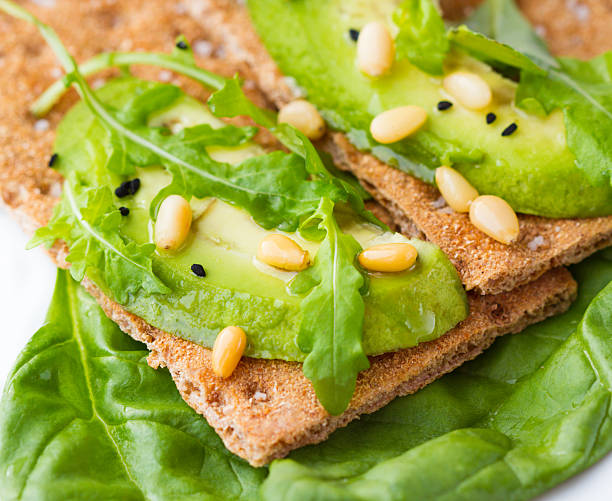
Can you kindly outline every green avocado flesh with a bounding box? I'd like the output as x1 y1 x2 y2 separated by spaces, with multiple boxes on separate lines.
247 0 612 218
54 78 468 361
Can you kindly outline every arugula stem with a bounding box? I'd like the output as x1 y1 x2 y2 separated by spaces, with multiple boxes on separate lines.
63 181 152 276
31 52 227 117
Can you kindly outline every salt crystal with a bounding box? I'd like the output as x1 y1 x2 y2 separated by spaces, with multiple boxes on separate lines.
49 182 62 199
119 39 133 51
193 40 213 57
253 391 268 401
527 235 545 251
158 70 173 82
92 78 106 90
32 0 56 7
535 25 547 38
566 0 590 22
431 196 446 209
33 119 50 132
283 76 306 98
50 67 63 79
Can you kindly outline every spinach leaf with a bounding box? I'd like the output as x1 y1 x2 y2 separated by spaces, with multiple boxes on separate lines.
0 270 265 500
290 198 368 415
4 255 610 500
27 179 169 303
261 252 612 500
393 0 449 75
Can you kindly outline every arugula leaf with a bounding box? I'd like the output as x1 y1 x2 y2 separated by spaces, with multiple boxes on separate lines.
28 178 169 303
148 146 344 231
290 198 369 415
208 77 385 228
393 0 449 75
392 0 544 75
0 2 349 233
448 25 545 75
516 54 612 188
0 270 264 500
96 82 342 229
465 0 612 189
30 43 227 117
465 0 558 68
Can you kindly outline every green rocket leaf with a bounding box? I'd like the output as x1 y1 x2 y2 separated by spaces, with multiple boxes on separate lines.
290 198 369 415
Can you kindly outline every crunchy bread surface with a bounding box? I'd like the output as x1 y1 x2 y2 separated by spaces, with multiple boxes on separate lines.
1 0 576 466
186 0 612 295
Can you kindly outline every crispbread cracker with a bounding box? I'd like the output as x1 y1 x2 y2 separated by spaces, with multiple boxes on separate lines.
0 0 576 466
186 0 612 295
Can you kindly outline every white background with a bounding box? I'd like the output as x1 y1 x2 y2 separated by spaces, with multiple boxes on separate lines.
1 205 611 498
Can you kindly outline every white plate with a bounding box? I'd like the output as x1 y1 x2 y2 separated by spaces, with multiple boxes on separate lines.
1 206 610 498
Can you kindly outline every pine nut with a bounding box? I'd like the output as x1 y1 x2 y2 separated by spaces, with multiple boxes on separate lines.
443 71 492 110
257 234 310 271
212 326 247 378
435 166 479 213
278 99 326 140
155 195 192 251
358 243 418 272
357 21 394 77
370 106 427 144
469 195 520 244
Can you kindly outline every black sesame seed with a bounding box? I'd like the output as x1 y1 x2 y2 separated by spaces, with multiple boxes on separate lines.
501 123 518 137
115 178 141 198
437 100 453 111
176 40 188 50
48 153 58 167
486 112 497 124
114 184 129 198
119 206 130 216
349 29 359 42
128 178 141 194
191 264 206 277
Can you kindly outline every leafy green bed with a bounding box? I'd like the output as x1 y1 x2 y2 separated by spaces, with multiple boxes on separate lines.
1 251 610 500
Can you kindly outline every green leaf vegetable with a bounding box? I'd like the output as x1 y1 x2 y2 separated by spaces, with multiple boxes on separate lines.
392 0 612 190
28 179 168 303
0 0 382 414
2 255 611 499
0 270 265 500
262 252 612 500
393 0 545 76
290 198 368 415
29 34 373 212
0 1 363 230
516 54 612 188
465 0 558 67
466 0 612 190
208 77 382 226
393 0 450 75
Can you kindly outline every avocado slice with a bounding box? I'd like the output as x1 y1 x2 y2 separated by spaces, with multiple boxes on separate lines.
54 78 468 361
246 0 612 218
